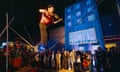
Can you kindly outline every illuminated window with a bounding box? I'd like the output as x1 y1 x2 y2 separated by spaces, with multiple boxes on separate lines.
75 3 80 10
68 22 72 26
77 18 82 24
67 8 72 13
67 15 71 20
76 11 81 16
87 7 92 13
88 14 95 21
86 0 91 5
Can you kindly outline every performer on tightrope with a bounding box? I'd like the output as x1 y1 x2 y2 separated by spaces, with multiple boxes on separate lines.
39 4 62 48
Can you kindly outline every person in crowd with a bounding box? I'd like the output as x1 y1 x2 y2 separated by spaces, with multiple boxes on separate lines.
56 50 61 70
95 47 105 72
70 49 75 69
82 52 91 72
68 51 71 70
61 51 68 69
86 51 92 71
34 52 40 67
0 48 6 72
50 51 55 68
75 54 81 72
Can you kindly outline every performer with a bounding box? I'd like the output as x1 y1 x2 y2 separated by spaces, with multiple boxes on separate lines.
39 4 63 47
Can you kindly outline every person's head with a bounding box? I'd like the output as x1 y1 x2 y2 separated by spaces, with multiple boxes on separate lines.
47 4 55 13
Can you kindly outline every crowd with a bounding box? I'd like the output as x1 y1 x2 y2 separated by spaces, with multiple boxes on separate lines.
95 46 120 72
0 42 120 72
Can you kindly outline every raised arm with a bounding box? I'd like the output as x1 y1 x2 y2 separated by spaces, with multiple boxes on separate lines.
39 9 48 15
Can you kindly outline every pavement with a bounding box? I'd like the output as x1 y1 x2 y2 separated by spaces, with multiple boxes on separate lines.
16 66 74 72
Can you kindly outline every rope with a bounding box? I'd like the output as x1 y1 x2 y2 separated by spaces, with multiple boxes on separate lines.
49 41 58 50
23 25 35 44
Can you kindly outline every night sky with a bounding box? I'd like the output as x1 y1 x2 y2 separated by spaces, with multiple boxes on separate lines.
0 0 119 44
0 0 75 43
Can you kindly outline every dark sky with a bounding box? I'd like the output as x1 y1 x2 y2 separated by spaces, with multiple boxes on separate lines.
0 0 75 44
0 0 119 44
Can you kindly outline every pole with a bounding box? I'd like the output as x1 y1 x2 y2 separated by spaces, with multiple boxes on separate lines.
6 13 8 72
9 26 33 47
0 17 14 38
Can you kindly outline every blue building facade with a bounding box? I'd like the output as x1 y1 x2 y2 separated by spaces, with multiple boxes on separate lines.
65 0 104 51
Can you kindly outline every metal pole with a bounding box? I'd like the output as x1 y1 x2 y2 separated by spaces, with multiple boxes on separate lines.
9 26 33 47
6 13 8 72
0 17 14 38
116 0 120 17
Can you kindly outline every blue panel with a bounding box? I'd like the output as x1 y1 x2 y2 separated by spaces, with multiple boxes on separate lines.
65 0 104 51
74 3 81 10
86 0 92 5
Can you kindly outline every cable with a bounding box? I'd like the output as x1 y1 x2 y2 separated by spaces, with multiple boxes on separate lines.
49 41 58 50
23 25 35 45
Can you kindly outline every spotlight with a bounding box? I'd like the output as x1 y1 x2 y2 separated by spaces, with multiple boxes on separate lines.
38 45 45 52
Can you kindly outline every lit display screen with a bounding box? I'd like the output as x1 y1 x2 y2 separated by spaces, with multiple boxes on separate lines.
69 28 97 45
